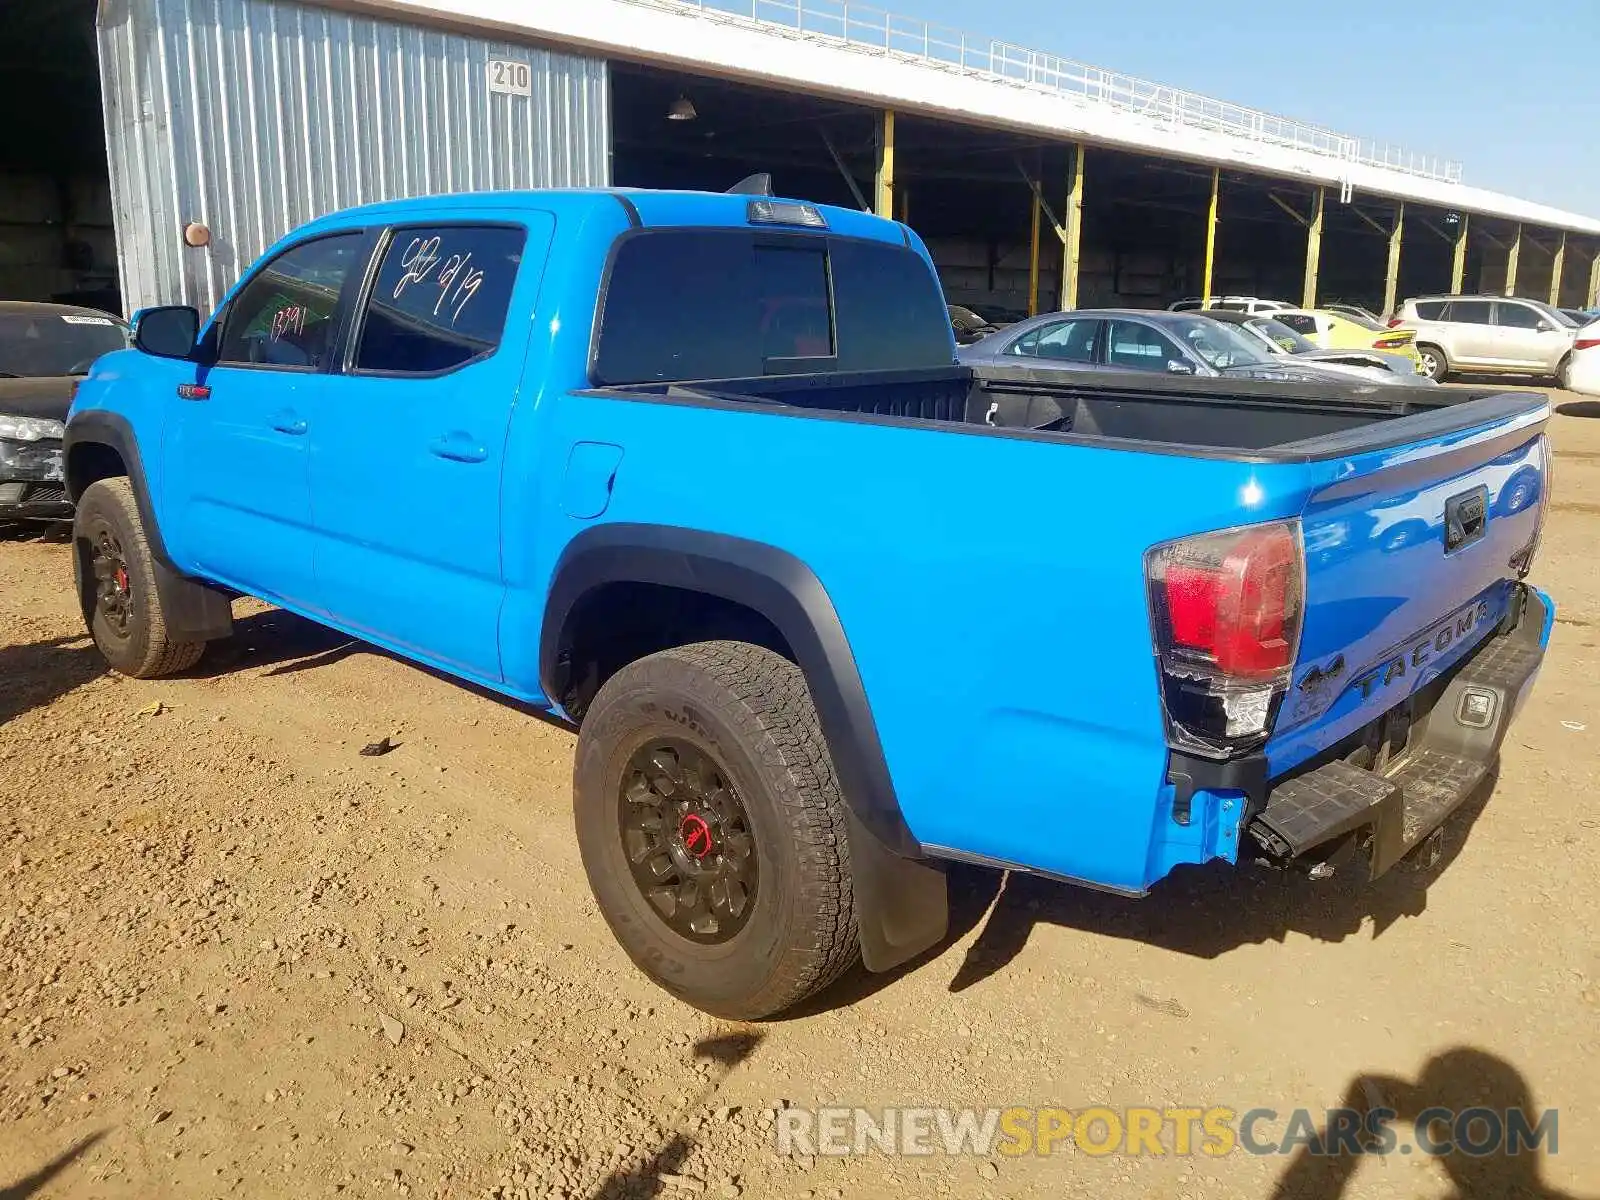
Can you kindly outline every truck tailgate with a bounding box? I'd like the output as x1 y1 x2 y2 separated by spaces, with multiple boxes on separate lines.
1269 404 1549 776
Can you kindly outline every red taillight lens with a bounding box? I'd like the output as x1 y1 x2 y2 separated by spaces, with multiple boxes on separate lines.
1575 337 1600 351
1386 317 1403 328
1373 336 1410 350
1148 521 1304 756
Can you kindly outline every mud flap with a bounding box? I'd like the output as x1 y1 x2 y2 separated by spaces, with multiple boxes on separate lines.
74 535 233 644
846 808 949 972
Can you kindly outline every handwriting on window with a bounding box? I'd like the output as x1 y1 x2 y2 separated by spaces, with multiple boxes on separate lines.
270 304 307 342
393 236 485 325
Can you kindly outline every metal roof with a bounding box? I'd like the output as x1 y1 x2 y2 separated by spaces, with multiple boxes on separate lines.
356 0 1600 236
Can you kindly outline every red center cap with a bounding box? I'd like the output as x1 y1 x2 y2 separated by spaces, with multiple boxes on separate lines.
679 813 714 859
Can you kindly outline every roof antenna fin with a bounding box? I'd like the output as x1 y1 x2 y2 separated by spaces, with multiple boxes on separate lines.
727 172 774 197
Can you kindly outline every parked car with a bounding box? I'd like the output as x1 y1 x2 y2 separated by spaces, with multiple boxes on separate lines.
1198 309 1427 383
958 307 1410 386
65 189 1554 1020
1168 295 1293 315
1273 308 1424 374
948 304 998 345
0 301 131 522
1324 302 1383 324
1564 319 1600 395
1392 295 1578 384
1558 308 1594 327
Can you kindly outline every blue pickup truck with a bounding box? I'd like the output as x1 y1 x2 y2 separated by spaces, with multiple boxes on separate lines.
64 189 1554 1018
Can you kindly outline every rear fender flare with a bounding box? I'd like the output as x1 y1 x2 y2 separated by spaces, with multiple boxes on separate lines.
541 523 948 971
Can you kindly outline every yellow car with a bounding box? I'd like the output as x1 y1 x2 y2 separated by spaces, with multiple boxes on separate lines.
1274 309 1426 375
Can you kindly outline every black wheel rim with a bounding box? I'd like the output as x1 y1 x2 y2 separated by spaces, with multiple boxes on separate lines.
617 739 758 944
90 526 133 638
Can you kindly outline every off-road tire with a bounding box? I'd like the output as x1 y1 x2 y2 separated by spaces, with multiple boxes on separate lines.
574 640 860 1019
73 477 205 679
1418 343 1449 382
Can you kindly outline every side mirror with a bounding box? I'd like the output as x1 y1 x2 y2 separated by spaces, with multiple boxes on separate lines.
1166 360 1196 375
132 305 201 360
1538 320 1557 333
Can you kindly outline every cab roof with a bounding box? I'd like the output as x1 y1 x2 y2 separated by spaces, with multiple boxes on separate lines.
298 188 909 246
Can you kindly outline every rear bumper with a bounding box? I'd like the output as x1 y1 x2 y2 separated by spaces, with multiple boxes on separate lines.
1246 583 1552 878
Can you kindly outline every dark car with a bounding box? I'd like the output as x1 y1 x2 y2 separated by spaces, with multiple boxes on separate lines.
955 307 1389 385
948 304 998 345
0 302 131 521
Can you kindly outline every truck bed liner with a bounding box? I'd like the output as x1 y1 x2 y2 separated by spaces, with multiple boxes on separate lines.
599 364 1546 462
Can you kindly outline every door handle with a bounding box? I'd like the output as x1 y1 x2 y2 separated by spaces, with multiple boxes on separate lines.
429 432 488 463
270 411 308 436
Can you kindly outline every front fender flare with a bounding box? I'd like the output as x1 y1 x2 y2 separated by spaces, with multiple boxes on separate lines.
63 410 233 643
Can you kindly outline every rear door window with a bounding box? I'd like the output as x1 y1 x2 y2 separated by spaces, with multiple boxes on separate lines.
1006 318 1099 363
1275 313 1319 336
354 225 528 373
1449 300 1494 325
1414 301 1447 320
218 234 367 370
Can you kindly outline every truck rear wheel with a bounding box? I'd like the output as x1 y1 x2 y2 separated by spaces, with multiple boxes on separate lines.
574 640 860 1019
72 477 205 679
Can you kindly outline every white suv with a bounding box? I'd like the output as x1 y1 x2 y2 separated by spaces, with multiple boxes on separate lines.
1394 295 1578 384
1167 296 1292 315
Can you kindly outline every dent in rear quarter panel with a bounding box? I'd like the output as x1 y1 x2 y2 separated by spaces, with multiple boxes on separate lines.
506 388 1320 894
1267 418 1547 776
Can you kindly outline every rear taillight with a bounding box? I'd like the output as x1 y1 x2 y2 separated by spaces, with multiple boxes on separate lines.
1147 521 1304 757
1372 336 1410 349
1386 317 1403 328
1575 337 1600 351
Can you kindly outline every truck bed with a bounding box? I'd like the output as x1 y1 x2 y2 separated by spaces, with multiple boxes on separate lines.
605 363 1543 461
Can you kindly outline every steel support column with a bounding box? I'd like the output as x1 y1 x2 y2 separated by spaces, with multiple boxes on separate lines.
1549 231 1567 306
1505 223 1522 296
1061 144 1084 311
1383 202 1404 318
1201 168 1219 303
1451 214 1470 294
873 109 895 219
1588 249 1600 309
1027 194 1042 316
1302 186 1324 309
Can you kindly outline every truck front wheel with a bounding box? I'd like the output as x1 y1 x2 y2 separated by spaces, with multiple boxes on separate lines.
574 640 860 1019
72 477 205 679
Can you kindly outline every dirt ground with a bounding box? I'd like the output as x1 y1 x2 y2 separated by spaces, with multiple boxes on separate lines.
3 389 1599 1200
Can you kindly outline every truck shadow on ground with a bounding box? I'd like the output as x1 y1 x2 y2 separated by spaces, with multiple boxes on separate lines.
192 609 576 732
585 1031 763 1200
0 634 105 727
806 770 1500 1013
0 1130 105 1200
1268 1046 1587 1200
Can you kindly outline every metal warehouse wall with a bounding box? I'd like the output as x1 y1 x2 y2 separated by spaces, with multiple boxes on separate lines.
98 0 609 315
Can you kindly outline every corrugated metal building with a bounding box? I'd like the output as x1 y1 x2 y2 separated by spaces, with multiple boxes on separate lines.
98 0 609 314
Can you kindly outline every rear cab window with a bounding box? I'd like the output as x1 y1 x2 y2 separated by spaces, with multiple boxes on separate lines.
1413 301 1447 321
592 229 951 384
